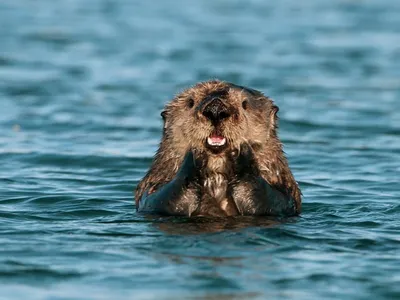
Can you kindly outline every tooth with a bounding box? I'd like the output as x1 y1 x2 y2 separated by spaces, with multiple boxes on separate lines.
207 137 226 146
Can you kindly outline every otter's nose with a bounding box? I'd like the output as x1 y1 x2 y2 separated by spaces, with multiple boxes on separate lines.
202 99 231 123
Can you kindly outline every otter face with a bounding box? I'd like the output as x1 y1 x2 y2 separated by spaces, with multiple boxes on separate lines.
161 81 278 156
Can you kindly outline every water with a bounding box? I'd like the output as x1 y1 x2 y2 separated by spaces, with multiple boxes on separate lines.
1 0 399 299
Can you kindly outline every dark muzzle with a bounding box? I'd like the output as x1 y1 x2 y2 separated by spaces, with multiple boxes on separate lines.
202 99 231 124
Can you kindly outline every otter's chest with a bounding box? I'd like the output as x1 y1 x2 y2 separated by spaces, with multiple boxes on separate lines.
204 173 228 205
198 158 238 216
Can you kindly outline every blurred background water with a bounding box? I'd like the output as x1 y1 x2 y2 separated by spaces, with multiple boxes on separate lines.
0 0 399 299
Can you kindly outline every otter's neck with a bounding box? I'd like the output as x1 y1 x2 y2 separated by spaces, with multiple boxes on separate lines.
202 155 236 215
204 156 227 198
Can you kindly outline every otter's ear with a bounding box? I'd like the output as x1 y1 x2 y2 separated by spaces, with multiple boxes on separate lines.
161 110 169 129
270 105 279 126
268 104 279 137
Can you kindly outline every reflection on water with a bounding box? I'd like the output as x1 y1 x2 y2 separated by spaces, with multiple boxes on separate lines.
154 216 287 235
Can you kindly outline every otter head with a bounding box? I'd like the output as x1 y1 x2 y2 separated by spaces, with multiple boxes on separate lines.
161 80 279 156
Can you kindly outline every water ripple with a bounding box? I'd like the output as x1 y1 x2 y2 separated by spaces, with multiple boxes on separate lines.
1 0 399 299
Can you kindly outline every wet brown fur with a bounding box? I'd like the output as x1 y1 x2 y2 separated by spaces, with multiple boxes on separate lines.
135 80 302 214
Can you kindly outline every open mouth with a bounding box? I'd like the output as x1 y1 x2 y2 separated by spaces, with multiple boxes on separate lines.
207 135 226 147
206 134 227 153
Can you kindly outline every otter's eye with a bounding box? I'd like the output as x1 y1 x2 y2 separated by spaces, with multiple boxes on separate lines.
242 100 248 110
188 98 194 108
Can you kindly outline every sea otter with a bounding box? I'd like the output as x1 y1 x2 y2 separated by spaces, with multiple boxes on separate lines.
135 80 301 217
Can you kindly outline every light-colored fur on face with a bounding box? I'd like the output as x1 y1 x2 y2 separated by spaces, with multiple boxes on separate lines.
135 80 301 213
162 80 277 157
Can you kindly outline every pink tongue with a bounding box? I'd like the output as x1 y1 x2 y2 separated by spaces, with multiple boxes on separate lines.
210 135 224 143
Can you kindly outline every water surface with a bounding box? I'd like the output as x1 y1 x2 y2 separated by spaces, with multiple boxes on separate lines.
0 0 399 299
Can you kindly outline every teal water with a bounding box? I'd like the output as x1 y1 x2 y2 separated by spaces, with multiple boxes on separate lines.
1 1 399 299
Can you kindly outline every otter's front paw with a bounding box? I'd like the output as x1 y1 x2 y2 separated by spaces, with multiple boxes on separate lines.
231 143 261 179
178 149 207 185
192 148 208 168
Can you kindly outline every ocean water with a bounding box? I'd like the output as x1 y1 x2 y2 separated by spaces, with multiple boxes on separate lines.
0 0 399 299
